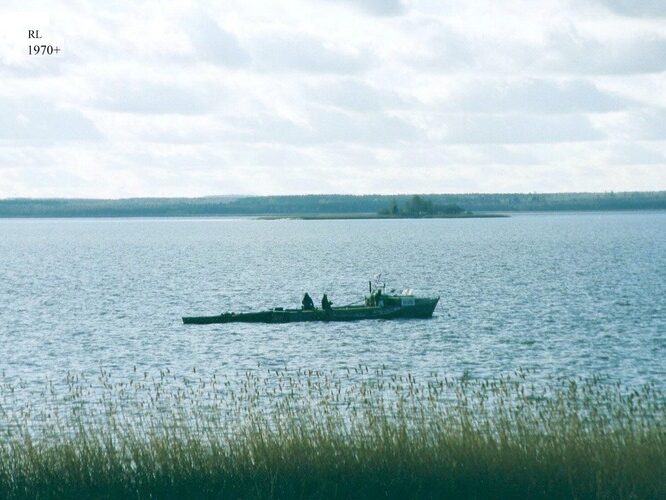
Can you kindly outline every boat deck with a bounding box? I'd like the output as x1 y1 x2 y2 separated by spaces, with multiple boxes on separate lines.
183 297 439 325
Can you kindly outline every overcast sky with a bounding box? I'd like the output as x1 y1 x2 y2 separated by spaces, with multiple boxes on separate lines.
1 0 665 197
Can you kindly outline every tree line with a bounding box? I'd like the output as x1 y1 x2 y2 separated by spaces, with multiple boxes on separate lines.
378 196 465 216
0 192 664 217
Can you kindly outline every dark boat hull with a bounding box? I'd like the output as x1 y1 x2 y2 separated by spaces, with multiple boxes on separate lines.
183 297 439 324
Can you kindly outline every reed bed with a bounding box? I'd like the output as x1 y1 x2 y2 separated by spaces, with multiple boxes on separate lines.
0 367 664 499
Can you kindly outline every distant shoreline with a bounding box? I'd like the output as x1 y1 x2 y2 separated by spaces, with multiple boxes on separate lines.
2 210 666 220
0 192 664 218
259 213 509 220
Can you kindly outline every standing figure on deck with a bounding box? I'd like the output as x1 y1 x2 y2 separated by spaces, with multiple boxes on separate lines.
321 294 332 311
302 292 314 310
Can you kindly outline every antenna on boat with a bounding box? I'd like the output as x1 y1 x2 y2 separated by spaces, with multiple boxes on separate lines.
372 273 386 293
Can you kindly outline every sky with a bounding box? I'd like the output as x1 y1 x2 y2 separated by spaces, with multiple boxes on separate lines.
0 0 665 198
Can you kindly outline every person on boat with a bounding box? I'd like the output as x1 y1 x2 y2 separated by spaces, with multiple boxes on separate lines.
375 289 384 307
302 292 315 310
321 294 332 311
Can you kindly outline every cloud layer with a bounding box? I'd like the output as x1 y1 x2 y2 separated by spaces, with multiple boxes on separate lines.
0 0 664 197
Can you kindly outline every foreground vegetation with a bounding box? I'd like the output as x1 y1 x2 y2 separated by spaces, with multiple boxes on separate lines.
0 368 664 498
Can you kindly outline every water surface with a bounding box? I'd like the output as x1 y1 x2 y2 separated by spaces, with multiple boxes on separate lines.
1 213 664 395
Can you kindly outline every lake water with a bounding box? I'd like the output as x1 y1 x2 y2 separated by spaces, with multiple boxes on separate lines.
1 213 665 399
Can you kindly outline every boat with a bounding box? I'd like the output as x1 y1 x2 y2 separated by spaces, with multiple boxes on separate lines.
182 284 439 325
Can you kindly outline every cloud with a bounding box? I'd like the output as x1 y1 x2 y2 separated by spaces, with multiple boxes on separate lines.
442 79 631 114
323 0 405 16
633 110 666 140
437 113 604 144
0 61 64 79
374 144 541 168
114 115 230 144
0 0 665 197
603 142 665 164
253 35 370 74
94 80 215 115
544 30 666 75
0 98 101 142
226 107 421 145
596 109 666 141
413 19 666 76
305 79 406 112
588 0 666 17
187 14 250 66
411 27 475 72
308 108 420 144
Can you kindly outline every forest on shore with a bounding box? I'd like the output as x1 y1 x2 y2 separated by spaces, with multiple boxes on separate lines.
1 191 664 217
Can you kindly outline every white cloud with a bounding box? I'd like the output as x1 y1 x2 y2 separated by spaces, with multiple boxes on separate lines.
588 1 666 17
593 109 666 141
434 113 603 144
0 98 100 142
187 13 250 66
544 30 666 75
325 0 406 17
0 0 664 197
305 78 407 112
94 79 216 115
439 78 631 114
251 34 371 74
209 107 421 145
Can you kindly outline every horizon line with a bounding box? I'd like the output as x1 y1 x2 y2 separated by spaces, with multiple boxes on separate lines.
2 190 665 202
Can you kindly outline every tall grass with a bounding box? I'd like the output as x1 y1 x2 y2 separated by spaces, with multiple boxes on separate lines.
0 367 664 499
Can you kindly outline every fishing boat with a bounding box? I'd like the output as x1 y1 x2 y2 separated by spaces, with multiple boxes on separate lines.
182 284 439 325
